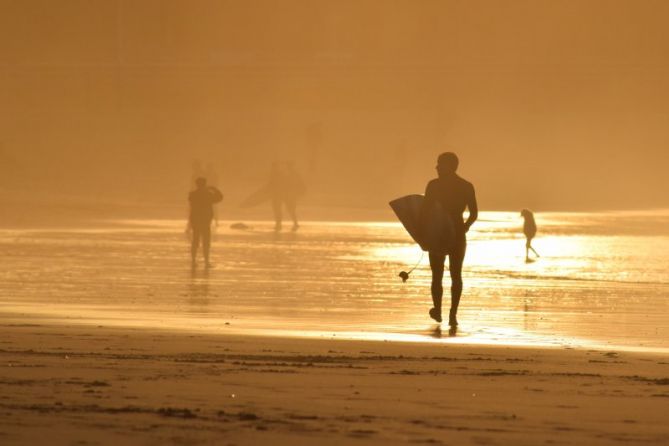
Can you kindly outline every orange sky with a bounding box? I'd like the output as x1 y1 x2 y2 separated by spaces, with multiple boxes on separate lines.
1 0 668 212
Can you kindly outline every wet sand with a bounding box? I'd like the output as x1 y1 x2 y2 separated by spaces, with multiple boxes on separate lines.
2 216 668 352
0 323 667 445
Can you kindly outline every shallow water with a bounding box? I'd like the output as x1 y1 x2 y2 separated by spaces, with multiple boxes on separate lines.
1 211 668 352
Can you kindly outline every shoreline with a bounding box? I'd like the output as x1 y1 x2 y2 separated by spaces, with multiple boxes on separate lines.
2 306 669 356
1 323 667 445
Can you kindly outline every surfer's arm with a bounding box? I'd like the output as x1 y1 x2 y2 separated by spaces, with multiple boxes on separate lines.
209 187 224 203
464 186 478 232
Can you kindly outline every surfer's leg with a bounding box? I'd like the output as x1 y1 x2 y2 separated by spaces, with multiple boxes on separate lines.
529 237 539 257
429 252 445 315
448 239 466 325
286 198 299 230
191 228 201 264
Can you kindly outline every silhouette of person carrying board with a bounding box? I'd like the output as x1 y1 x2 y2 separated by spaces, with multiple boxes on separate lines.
420 152 478 326
521 209 539 262
189 177 223 268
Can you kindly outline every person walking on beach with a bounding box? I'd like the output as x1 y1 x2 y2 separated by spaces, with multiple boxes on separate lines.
189 177 223 268
420 152 478 326
521 209 539 262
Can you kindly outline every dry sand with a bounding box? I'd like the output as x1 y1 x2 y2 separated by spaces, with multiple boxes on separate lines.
0 324 667 445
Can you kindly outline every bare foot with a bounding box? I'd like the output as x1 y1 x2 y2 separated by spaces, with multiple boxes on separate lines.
448 309 458 327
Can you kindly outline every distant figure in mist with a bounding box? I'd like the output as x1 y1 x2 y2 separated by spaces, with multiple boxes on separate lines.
189 177 223 268
270 162 306 232
420 152 478 327
521 209 540 262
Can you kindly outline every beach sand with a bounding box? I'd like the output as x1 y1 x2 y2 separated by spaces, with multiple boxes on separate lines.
0 323 667 445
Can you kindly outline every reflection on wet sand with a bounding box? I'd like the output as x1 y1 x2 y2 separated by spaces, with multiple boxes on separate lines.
0 212 668 352
429 325 458 339
187 268 211 309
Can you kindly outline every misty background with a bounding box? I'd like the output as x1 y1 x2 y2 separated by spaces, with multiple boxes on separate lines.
1 0 668 222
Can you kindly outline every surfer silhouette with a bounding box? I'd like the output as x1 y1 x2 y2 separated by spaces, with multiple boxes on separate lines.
521 209 539 262
189 177 223 268
420 152 478 326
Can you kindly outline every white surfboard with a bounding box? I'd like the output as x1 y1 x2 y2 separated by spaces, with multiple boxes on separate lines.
389 194 454 254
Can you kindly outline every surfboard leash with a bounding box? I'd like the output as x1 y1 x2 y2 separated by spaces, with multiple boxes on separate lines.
398 251 425 283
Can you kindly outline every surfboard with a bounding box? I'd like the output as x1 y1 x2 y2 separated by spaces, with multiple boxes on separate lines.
240 183 272 208
389 194 454 254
